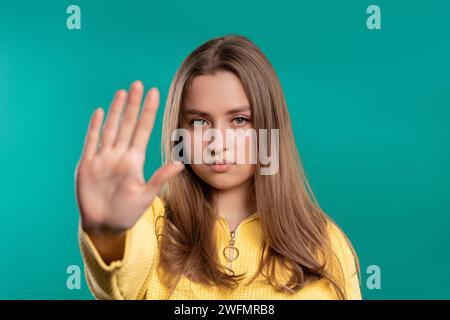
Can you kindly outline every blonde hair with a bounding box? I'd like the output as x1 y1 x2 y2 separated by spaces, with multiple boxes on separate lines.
158 34 359 299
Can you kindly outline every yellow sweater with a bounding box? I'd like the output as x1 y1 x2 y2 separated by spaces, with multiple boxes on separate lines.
79 196 362 300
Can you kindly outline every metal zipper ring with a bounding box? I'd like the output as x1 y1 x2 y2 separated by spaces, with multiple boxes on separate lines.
223 246 240 262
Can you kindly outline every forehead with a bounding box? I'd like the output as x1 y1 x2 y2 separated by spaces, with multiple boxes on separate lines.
183 70 250 114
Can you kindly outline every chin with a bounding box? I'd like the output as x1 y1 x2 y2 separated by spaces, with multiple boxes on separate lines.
205 178 241 190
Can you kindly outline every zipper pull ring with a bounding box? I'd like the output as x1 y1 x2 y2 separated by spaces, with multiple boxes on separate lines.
223 230 239 269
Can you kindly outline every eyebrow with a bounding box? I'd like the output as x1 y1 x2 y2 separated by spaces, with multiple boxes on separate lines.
182 105 251 116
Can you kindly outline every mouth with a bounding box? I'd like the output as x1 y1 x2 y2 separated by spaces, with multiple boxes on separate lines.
207 161 235 173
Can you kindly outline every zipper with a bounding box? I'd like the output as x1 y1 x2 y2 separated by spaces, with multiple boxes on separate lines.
220 214 258 272
224 230 238 271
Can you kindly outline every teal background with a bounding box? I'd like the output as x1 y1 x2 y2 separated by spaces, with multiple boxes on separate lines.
1 0 449 299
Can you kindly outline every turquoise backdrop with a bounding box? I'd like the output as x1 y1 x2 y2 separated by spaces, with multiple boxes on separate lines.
1 0 449 299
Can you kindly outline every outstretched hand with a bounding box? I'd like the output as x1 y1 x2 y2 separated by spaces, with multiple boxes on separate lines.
75 81 184 235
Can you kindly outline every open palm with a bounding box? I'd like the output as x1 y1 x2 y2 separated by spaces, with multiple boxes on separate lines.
75 81 183 234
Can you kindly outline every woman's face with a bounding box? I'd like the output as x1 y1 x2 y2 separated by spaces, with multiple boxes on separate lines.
180 70 256 190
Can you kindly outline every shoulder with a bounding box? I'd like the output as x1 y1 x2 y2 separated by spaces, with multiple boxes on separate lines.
325 220 359 279
142 196 167 226
325 220 362 299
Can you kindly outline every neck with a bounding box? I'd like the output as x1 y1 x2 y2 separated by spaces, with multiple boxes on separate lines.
213 178 254 231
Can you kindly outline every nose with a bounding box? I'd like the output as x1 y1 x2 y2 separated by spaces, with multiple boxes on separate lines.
206 124 228 156
207 136 226 154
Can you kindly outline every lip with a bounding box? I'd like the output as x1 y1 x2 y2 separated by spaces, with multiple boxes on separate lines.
207 162 234 173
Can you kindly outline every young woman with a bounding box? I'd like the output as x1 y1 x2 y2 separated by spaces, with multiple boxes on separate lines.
75 34 362 300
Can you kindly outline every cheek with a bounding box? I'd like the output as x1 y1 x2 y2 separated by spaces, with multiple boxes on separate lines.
233 133 258 165
237 163 256 178
177 127 210 164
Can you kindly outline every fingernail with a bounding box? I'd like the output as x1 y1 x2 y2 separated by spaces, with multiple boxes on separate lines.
132 80 143 89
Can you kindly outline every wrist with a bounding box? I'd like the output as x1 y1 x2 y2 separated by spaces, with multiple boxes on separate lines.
81 217 127 239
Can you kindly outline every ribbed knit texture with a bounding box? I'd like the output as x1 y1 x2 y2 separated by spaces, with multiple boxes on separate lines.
79 196 362 300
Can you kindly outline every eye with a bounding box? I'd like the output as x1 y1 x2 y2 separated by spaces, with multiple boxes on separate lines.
190 118 208 127
232 116 249 126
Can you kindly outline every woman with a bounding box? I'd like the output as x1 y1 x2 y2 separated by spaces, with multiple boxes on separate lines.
75 34 362 300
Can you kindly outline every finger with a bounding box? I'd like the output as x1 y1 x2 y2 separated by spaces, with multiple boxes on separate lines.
115 80 144 148
131 87 160 154
144 162 185 197
101 89 127 149
82 108 104 160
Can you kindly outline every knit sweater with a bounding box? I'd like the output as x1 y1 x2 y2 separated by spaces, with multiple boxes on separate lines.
78 196 362 300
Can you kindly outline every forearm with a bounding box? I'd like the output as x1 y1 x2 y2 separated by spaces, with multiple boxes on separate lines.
78 199 162 300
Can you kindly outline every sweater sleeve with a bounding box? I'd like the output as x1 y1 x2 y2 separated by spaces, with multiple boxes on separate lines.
78 196 165 300
327 222 363 300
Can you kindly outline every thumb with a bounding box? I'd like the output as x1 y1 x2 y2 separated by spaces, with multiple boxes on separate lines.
144 161 185 198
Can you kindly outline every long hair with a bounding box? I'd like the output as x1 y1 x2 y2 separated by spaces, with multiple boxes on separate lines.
158 34 359 299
